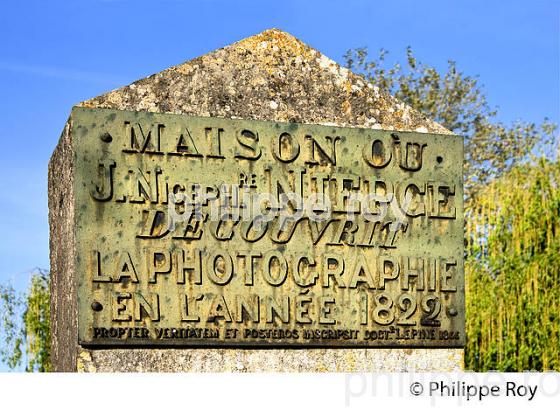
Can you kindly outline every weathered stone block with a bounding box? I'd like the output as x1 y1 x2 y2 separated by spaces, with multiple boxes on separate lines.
49 29 463 372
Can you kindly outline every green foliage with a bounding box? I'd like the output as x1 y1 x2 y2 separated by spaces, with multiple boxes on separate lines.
465 159 560 371
0 269 51 372
345 47 559 371
23 271 51 372
0 283 23 369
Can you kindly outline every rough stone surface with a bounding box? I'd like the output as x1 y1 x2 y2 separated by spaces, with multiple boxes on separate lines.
76 349 463 373
80 29 450 135
50 28 463 372
49 121 78 372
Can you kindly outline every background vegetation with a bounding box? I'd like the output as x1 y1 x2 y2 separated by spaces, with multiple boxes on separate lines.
0 269 50 371
465 159 559 370
0 48 557 371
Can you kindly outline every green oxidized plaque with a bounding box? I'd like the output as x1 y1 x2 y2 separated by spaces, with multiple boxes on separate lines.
74 107 464 347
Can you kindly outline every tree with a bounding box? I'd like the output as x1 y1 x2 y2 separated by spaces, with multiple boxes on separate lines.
344 47 557 201
465 158 559 370
0 269 51 372
0 281 23 369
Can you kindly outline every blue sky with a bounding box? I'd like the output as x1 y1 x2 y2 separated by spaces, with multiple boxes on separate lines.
0 0 558 293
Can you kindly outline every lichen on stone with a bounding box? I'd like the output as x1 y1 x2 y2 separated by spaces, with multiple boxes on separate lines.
79 28 450 135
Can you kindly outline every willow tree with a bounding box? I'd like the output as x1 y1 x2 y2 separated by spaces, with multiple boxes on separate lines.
466 159 559 370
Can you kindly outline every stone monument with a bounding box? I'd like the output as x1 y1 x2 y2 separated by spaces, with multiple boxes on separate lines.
49 29 464 372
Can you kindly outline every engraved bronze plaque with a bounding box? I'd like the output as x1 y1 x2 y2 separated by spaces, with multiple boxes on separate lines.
74 107 464 347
